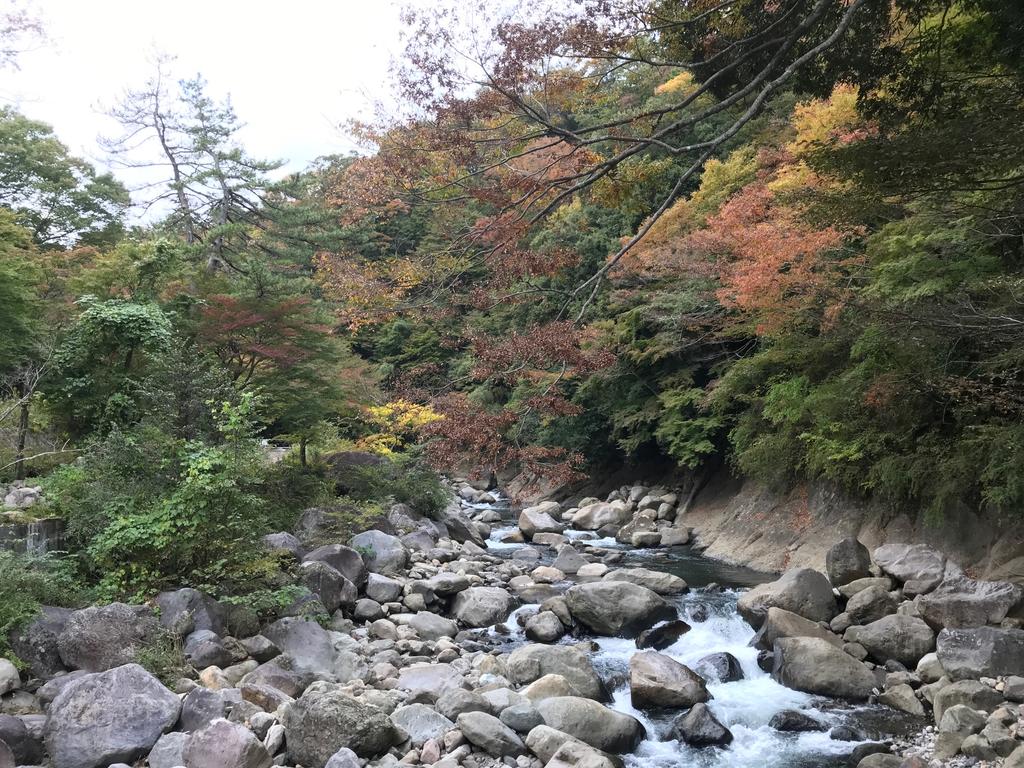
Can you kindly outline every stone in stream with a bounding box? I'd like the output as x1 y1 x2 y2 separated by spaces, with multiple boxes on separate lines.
281 689 400 764
669 702 733 747
457 711 527 757
771 637 877 700
552 545 589 575
536 697 646 754
848 615 935 668
571 501 632 531
518 502 564 540
521 674 585 702
44 663 181 768
694 651 744 683
601 567 687 595
525 611 566 643
769 709 825 732
877 684 925 717
736 568 837 629
636 620 691 650
752 607 843 651
524 725 619 766
629 651 709 709
564 581 676 637
452 586 515 627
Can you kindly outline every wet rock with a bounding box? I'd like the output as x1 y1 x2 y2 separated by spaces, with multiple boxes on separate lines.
694 652 744 683
536 697 645 754
519 503 564 541
825 538 872 587
917 576 1022 629
57 603 160 672
281 689 400 764
846 586 898 625
635 620 691 650
525 611 566 643
873 544 946 595
572 501 631 531
183 718 272 768
457 711 526 757
669 702 733 747
565 582 675 637
452 586 515 627
771 637 876 700
768 709 825 732
601 568 687 595
737 568 838 629
753 607 843 650
936 626 1024 680
851 615 935 668
391 704 455 746
629 651 709 709
44 663 181 768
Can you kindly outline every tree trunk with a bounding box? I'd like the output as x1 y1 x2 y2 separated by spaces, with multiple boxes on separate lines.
299 436 308 468
14 383 29 481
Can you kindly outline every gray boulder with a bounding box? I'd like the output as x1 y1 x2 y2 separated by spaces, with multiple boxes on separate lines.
771 638 876 700
694 652 744 683
669 702 733 747
564 582 676 637
349 530 408 575
846 585 898 625
917 576 1023 629
57 603 160 672
396 663 466 701
436 689 491 721
525 611 566 643
298 561 356 613
873 543 947 595
262 531 305 559
519 503 564 541
409 611 458 640
440 507 486 547
451 586 515 627
852 615 935 667
936 626 1024 680
636 620 691 650
0 714 41 764
825 538 872 587
183 629 233 669
281 689 400 765
364 573 403 603
303 544 368 588
571 501 631 531
629 651 708 709
736 568 837 629
456 711 526 757
155 588 227 636
536 697 645 754
753 607 842 650
183 718 272 768
390 704 455 746
8 606 72 679
601 568 687 595
180 687 234 732
552 545 589 575
44 664 180 768
506 645 603 700
148 732 189 768
262 617 354 682
933 679 1002 723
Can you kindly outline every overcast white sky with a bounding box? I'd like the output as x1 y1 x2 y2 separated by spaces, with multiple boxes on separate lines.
3 0 408 205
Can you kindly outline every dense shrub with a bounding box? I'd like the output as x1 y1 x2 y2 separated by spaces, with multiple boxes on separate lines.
0 552 86 663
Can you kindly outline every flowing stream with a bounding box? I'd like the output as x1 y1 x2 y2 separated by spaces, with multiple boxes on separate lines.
480 495 921 768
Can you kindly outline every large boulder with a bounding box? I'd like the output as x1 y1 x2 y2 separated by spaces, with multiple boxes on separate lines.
845 585 898 625
752 607 842 651
440 507 486 548
851 615 935 667
397 663 467 701
303 544 368 588
44 664 180 768
917 577 1022 629
933 680 1003 723
451 587 515 627
262 617 365 683
571 501 631 531
536 697 645 754
519 503 564 541
771 638 876 700
281 689 400 765
390 704 455 747
669 702 733 747
601 568 687 595
409 611 458 641
154 588 227 636
183 718 272 768
456 712 526 757
873 544 947 595
0 714 41 764
736 569 837 629
936 627 1024 680
564 582 676 637
629 651 708 709
57 603 160 672
298 561 357 613
8 606 71 679
825 538 872 587
506 645 604 700
694 652 744 683
349 530 408 575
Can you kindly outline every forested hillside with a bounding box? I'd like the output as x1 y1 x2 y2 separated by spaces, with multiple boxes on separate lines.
1 0 1022 607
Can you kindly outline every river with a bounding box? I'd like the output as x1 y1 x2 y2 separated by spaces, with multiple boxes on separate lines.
476 495 922 768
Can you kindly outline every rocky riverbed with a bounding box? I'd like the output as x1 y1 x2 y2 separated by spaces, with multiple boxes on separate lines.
2 480 1024 768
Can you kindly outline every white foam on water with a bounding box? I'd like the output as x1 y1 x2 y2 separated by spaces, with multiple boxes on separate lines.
485 525 524 550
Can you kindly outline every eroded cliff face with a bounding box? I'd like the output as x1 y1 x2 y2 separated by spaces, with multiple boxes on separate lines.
684 470 1024 584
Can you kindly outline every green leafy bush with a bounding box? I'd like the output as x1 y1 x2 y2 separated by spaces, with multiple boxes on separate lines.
0 552 86 663
341 451 450 517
